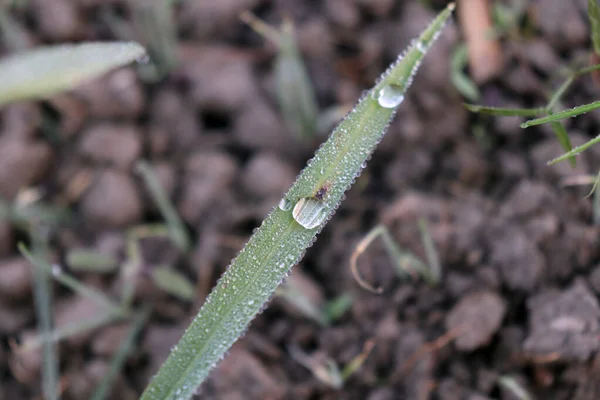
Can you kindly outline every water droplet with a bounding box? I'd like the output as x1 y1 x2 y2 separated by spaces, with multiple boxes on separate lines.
377 84 404 108
415 40 426 53
292 198 327 229
278 197 292 211
51 264 62 277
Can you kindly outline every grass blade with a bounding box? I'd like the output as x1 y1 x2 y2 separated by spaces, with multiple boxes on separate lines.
19 243 123 315
90 307 151 400
549 119 575 167
66 249 119 273
589 0 600 54
450 44 480 101
521 100 600 128
135 161 191 252
241 12 318 140
547 133 600 165
0 41 146 106
139 4 455 400
28 234 59 400
464 103 545 116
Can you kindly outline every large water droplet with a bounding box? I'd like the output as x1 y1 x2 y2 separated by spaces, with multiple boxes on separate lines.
377 84 404 108
278 197 292 211
292 198 327 229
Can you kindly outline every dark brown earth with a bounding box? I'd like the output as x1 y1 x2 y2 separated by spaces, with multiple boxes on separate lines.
1 0 600 399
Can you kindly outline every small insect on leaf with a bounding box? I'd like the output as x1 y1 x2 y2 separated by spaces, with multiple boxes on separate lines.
315 184 329 201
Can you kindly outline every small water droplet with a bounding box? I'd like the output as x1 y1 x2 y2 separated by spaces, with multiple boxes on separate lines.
416 40 426 53
278 197 292 211
377 84 404 108
51 264 62 277
292 198 327 229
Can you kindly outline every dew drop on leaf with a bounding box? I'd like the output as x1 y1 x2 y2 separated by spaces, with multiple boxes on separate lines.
278 197 292 211
292 197 327 229
376 84 404 108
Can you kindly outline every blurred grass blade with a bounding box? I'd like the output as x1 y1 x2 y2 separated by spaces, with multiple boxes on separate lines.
549 119 575 167
498 376 532 400
418 218 441 284
350 224 431 293
20 312 119 351
589 0 600 55
340 340 375 381
0 41 146 106
129 0 178 81
594 178 600 225
150 266 195 301
140 5 455 399
90 306 151 400
135 161 191 252
276 283 328 326
28 234 59 400
322 293 353 324
464 103 545 116
546 75 573 110
241 11 318 140
19 243 123 315
521 100 600 128
450 44 480 101
288 345 343 389
66 249 119 273
547 133 600 165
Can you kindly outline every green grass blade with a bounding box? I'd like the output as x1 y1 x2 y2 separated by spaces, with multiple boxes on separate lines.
547 133 600 165
521 100 600 128
135 161 191 252
549 119 575 167
0 41 146 106
29 234 59 400
150 266 195 301
546 75 573 110
139 4 455 400
66 249 119 273
464 103 545 117
90 307 151 400
450 44 480 101
19 243 123 315
589 0 600 54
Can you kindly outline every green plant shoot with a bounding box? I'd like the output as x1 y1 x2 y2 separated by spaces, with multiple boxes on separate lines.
241 11 319 141
140 4 455 399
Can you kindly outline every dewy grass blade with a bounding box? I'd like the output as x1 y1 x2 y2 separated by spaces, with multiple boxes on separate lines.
464 103 545 117
548 133 600 165
140 4 455 400
521 100 600 128
0 41 146 106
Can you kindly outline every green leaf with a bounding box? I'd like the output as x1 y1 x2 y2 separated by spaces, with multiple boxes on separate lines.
139 4 455 399
521 100 600 128
464 103 545 117
150 266 195 301
0 41 146 106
